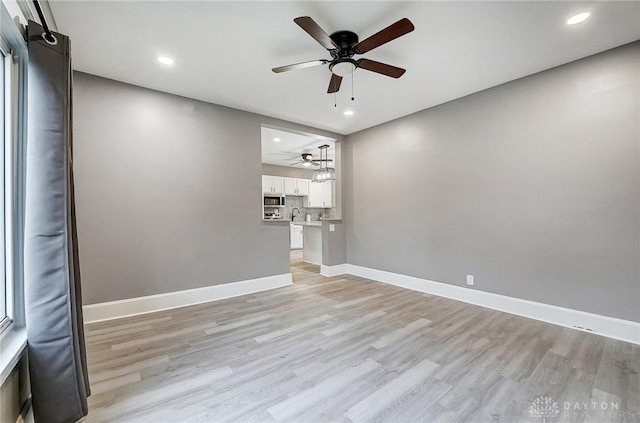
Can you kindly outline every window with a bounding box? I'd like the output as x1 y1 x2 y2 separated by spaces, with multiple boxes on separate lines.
0 44 8 333
0 10 27 338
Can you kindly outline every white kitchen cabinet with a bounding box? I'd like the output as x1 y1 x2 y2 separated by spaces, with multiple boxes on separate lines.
262 175 284 194
307 181 334 208
284 178 296 195
290 224 303 249
307 181 323 207
284 178 309 196
296 178 309 196
323 181 334 208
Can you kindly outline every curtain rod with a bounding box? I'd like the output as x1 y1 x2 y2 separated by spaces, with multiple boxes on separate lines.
32 0 56 44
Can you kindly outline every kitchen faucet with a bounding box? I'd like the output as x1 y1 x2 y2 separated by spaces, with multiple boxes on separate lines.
291 208 300 222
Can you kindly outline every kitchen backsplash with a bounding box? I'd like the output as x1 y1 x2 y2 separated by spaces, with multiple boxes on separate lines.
285 195 337 221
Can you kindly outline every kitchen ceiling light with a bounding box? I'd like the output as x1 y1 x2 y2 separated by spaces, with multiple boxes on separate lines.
273 137 281 142
302 162 311 167
566 12 590 25
344 110 354 116
157 56 174 65
311 144 335 183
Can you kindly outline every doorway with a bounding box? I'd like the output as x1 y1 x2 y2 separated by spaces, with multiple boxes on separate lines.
260 125 338 275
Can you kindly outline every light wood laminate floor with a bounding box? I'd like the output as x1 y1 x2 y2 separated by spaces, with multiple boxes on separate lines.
84 254 639 422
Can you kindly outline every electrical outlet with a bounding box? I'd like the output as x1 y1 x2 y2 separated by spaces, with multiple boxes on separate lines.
466 275 474 286
329 224 335 232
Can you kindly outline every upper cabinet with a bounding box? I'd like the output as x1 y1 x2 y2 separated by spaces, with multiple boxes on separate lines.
263 175 316 198
284 178 309 196
307 181 322 207
307 181 334 208
297 179 309 196
323 182 334 207
262 175 284 194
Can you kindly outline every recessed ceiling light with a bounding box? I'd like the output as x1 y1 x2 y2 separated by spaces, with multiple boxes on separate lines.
566 12 590 25
273 138 281 142
157 56 174 65
344 110 354 116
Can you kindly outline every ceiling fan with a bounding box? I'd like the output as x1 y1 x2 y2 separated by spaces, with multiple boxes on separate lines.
290 153 333 167
272 16 415 94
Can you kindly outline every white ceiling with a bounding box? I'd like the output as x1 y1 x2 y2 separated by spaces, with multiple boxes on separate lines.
51 1 640 135
261 127 336 169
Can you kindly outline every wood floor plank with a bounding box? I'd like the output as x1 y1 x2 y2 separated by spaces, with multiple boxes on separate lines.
268 358 381 421
368 377 452 423
89 355 170 384
322 310 386 337
370 318 430 350
344 358 439 422
90 372 142 395
254 314 332 344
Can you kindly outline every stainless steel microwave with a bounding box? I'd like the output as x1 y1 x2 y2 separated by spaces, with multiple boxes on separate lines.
264 195 285 206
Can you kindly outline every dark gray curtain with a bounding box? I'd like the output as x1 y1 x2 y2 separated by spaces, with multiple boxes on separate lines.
24 21 90 423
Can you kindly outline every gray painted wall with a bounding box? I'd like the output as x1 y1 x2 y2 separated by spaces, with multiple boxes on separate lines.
344 42 639 322
0 353 29 423
323 221 347 266
73 72 342 304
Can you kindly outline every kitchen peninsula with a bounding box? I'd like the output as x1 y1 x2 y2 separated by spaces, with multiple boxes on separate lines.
297 221 322 265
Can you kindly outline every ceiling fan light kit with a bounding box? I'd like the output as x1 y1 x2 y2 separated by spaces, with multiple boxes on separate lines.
330 61 356 78
272 16 414 98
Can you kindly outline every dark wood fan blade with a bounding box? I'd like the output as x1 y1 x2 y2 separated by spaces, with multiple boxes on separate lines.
294 17 338 50
355 18 414 54
272 60 327 73
357 59 406 78
327 73 342 93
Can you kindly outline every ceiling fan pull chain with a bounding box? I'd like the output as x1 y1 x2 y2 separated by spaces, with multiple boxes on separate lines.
351 69 355 101
334 91 337 108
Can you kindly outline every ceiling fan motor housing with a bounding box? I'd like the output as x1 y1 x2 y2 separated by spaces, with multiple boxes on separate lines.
330 30 359 54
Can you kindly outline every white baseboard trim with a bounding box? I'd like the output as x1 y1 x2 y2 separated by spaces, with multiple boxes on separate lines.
320 264 348 277
83 273 293 324
346 264 640 345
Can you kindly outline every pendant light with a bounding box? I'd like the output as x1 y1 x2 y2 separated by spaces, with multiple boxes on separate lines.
312 144 336 183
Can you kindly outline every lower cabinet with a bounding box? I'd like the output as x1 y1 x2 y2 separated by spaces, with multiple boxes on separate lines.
290 224 303 249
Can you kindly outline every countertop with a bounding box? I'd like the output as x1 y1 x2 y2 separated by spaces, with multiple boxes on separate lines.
291 221 322 227
264 219 339 226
